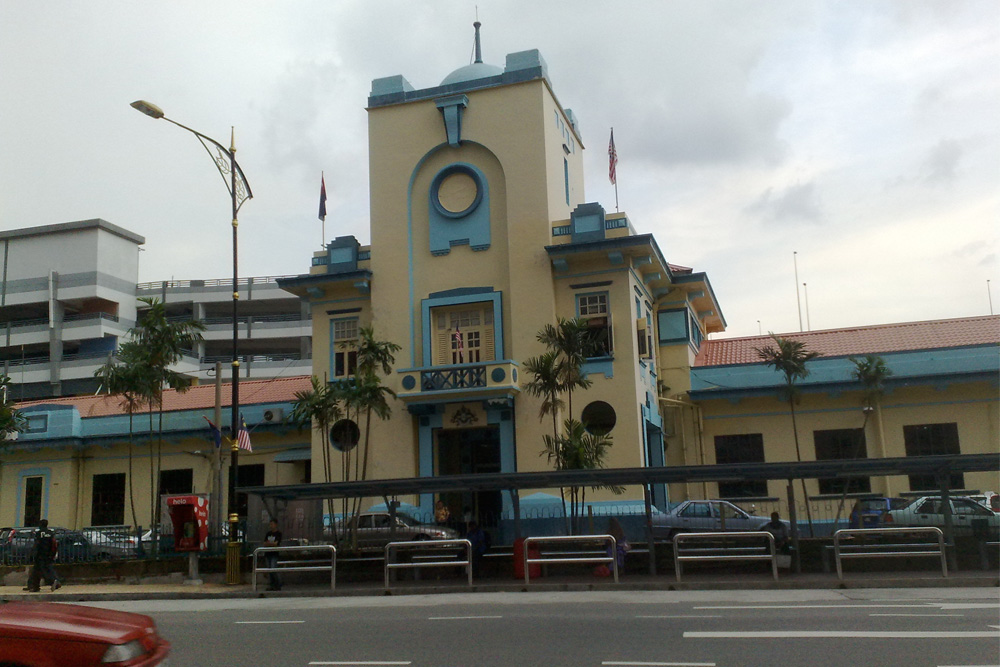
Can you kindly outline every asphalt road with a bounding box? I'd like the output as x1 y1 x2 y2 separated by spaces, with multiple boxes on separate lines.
93 588 999 667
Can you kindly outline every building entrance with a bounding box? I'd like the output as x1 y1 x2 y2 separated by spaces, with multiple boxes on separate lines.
436 426 502 528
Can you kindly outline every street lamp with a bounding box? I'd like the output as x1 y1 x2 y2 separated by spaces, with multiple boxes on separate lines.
131 100 253 585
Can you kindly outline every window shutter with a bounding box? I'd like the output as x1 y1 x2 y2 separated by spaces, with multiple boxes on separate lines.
482 325 495 361
435 330 450 365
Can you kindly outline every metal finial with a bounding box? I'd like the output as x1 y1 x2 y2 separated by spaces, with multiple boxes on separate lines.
473 20 483 64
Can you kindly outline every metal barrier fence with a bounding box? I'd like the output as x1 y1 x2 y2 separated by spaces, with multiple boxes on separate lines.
832 527 947 580
251 544 337 592
384 539 472 589
673 531 778 582
522 535 619 584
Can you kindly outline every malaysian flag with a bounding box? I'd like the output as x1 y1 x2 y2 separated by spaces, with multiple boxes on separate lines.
608 129 618 185
237 416 253 452
318 173 327 221
453 325 464 363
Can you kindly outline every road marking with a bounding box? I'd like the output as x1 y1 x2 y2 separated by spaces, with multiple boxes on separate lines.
235 620 306 624
936 603 999 610
869 613 965 617
693 604 930 610
308 663 411 666
636 615 723 619
427 615 502 620
602 663 716 666
684 631 999 639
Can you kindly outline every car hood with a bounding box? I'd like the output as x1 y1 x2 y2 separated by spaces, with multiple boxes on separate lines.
0 601 156 644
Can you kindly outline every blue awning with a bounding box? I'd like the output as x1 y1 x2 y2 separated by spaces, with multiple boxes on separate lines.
273 447 311 463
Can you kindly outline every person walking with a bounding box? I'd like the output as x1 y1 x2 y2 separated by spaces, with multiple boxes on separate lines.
25 519 60 592
263 519 283 591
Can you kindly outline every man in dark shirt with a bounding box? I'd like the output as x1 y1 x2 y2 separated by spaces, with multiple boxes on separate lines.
25 519 60 592
263 519 282 591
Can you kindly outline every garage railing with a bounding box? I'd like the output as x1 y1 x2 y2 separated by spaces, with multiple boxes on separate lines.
832 527 947 580
523 535 619 584
251 544 337 591
384 539 472 589
673 531 778 582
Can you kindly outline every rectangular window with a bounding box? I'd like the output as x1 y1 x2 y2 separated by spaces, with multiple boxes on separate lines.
657 309 687 343
813 428 871 494
576 293 613 357
563 158 569 205
332 318 360 378
434 305 495 365
91 473 126 526
24 414 48 434
714 434 768 497
23 476 43 526
689 314 704 350
903 422 964 491
159 468 193 496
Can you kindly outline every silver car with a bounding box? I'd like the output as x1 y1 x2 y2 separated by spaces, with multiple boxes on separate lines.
337 512 459 551
651 500 777 539
883 496 1000 537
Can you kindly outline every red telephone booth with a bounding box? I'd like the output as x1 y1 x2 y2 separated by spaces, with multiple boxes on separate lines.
166 494 210 552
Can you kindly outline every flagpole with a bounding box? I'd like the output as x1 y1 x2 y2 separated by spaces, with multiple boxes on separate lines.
320 171 327 249
609 127 619 212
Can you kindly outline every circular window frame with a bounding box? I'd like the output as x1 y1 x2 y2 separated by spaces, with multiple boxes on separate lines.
330 419 360 452
430 164 484 219
581 401 617 436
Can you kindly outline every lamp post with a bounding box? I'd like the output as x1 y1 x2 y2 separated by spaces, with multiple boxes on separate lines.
130 100 253 585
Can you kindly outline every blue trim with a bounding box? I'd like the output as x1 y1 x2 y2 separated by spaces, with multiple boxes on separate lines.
582 357 614 379
657 308 688 344
417 411 443 518
420 291 504 367
428 286 494 299
429 162 490 255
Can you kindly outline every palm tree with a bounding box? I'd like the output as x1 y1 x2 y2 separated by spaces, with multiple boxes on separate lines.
542 418 622 534
351 327 400 485
536 318 594 420
524 350 569 529
833 355 892 525
755 334 820 536
0 374 27 444
129 297 204 552
94 344 154 538
291 375 343 539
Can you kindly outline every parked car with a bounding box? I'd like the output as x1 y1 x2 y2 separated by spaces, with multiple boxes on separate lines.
83 528 142 559
0 600 170 666
651 500 784 539
967 491 1000 513
883 496 1000 537
0 527 97 564
848 497 908 528
0 526 40 565
335 512 460 551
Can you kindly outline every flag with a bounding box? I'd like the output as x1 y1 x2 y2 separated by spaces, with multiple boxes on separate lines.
453 325 464 363
608 129 618 185
318 173 327 221
203 416 222 448
237 416 253 452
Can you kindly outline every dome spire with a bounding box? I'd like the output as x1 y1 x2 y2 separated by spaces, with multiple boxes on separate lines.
473 20 483 64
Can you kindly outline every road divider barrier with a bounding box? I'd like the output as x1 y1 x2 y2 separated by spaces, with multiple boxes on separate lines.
673 531 778 582
384 539 473 589
251 544 337 591
832 527 947 580
522 535 619 584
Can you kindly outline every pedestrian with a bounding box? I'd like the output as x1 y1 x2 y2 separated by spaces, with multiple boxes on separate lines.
607 518 630 572
465 521 488 578
263 519 282 591
434 500 450 527
24 519 60 593
760 511 790 552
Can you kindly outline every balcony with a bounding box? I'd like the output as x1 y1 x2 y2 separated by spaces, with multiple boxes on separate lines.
396 360 520 404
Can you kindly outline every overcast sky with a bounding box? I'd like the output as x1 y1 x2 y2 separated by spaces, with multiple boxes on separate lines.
2 1 996 338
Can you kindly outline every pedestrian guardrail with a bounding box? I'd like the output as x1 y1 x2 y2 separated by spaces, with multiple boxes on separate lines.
522 535 619 584
832 527 947 580
384 539 472 589
251 544 337 591
673 531 778 582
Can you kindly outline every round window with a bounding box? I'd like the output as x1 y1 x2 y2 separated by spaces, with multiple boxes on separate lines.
437 171 478 213
581 401 616 436
330 419 360 452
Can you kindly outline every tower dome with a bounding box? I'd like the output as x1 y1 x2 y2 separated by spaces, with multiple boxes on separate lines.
440 20 501 86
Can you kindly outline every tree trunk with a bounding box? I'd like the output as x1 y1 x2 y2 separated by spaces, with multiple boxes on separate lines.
789 399 815 537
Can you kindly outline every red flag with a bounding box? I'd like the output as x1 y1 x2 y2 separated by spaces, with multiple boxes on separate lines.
608 129 618 185
318 174 327 221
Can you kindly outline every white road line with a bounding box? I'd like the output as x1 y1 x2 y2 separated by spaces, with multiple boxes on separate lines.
684 631 999 639
635 615 723 619
693 604 931 610
308 663 411 666
235 620 306 624
602 662 716 666
936 603 1000 610
427 615 502 620
869 613 965 617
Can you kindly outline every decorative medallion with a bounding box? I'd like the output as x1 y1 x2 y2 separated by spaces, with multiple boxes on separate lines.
450 405 478 426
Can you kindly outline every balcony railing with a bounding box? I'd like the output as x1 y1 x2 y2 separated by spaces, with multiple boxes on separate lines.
200 353 306 365
2 312 121 330
136 275 299 291
397 360 520 402
421 365 486 391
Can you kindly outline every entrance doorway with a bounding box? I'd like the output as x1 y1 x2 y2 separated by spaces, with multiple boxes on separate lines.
436 427 502 528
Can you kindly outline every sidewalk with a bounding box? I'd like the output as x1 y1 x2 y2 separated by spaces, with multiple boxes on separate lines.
2 569 996 602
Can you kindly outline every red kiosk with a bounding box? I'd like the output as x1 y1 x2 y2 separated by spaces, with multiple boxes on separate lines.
165 494 210 552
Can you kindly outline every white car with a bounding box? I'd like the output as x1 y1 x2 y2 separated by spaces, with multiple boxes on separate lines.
883 496 999 537
651 500 781 539
967 491 999 514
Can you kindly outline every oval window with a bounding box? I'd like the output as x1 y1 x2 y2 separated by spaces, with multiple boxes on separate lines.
330 419 360 452
581 401 616 436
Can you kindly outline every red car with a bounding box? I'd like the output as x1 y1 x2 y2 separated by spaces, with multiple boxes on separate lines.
0 600 170 666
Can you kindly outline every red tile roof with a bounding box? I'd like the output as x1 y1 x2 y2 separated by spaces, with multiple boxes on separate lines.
695 315 1000 367
15 375 313 418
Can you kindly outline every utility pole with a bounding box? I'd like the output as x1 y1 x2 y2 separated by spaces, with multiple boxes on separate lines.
213 361 223 548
